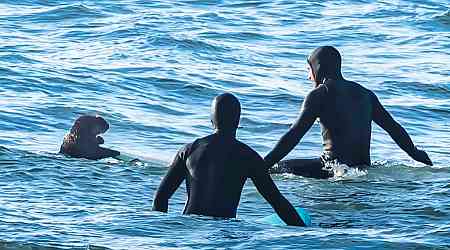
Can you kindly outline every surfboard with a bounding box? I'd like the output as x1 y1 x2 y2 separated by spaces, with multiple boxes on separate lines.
114 153 140 163
257 207 312 226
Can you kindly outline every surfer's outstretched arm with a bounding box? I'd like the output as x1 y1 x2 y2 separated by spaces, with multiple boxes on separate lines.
251 169 305 226
152 147 187 212
264 88 323 168
371 92 432 165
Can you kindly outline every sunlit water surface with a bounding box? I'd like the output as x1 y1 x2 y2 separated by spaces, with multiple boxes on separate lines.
0 0 449 249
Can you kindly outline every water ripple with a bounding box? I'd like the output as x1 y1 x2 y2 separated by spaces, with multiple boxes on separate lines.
0 0 449 249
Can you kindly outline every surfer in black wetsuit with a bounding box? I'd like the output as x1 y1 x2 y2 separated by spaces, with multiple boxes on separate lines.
152 93 305 226
265 46 433 178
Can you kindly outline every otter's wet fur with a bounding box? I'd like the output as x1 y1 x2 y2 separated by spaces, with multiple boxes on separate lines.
60 115 120 160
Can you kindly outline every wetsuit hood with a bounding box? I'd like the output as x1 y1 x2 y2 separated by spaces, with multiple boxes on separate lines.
307 46 344 86
211 93 241 134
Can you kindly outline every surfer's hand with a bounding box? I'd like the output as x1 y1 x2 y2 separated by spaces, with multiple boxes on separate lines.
412 147 433 166
96 136 105 145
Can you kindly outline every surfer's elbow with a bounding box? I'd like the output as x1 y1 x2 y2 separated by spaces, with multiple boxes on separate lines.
152 185 173 212
152 194 168 213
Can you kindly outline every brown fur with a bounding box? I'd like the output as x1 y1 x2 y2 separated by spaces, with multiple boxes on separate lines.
60 115 119 160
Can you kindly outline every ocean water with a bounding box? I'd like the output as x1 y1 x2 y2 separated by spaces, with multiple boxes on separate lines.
0 0 449 249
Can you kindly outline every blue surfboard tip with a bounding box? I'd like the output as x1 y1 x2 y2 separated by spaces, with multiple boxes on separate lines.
296 207 312 227
257 207 312 227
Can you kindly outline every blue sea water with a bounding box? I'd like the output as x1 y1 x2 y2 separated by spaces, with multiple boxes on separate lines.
0 0 449 249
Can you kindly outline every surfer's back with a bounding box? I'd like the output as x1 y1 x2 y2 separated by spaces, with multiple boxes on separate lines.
182 133 261 218
319 79 373 166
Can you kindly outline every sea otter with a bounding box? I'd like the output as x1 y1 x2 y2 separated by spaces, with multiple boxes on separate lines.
60 115 120 160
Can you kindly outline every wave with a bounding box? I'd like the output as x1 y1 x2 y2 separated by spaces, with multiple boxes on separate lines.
199 31 277 42
0 53 41 65
434 10 450 25
220 1 272 8
0 240 112 250
11 3 108 23
146 34 230 53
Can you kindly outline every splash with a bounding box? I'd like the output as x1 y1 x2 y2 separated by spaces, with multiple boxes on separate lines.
274 159 368 180
323 159 368 180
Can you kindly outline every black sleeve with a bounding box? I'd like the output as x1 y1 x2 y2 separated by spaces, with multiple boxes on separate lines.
248 153 305 226
371 92 417 157
264 88 324 168
152 145 189 213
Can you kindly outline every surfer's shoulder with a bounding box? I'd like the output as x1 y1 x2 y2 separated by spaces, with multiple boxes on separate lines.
234 139 263 164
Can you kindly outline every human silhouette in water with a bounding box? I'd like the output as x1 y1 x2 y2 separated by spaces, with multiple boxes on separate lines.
265 46 432 179
153 93 305 226
60 115 120 160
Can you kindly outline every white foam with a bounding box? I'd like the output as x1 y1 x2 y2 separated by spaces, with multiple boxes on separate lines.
323 159 368 180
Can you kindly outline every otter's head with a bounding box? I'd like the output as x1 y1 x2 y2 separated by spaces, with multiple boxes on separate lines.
69 115 110 139
60 115 111 157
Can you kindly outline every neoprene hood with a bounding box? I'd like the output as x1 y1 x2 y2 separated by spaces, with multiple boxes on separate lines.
211 93 241 133
307 46 344 86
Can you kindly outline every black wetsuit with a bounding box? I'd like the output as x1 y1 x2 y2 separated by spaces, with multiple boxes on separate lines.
267 79 394 178
265 46 431 178
152 132 304 226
